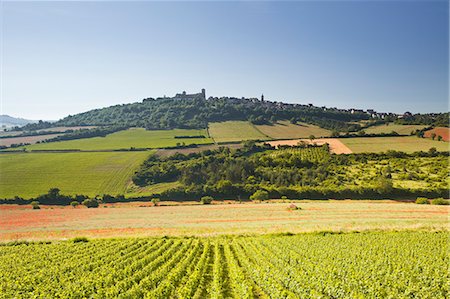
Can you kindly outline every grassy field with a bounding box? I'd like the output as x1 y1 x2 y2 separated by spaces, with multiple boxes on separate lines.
340 136 449 153
0 151 151 199
16 128 213 151
362 123 427 135
208 121 269 143
0 201 447 241
0 231 447 298
256 120 331 139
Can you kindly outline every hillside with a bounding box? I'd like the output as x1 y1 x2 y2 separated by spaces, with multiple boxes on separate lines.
53 93 373 132
0 115 36 128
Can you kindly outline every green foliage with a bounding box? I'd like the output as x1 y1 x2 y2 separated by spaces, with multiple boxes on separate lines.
151 197 160 207
250 190 269 201
0 232 447 298
415 197 429 204
30 201 40 209
430 198 449 205
82 198 99 208
70 201 79 208
200 196 213 204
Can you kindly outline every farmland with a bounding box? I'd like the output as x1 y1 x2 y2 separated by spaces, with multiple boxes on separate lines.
208 121 269 143
256 121 331 139
0 151 150 199
16 128 213 151
266 138 352 154
0 231 447 298
362 123 427 135
0 133 63 147
341 136 448 153
424 127 449 141
1 201 448 241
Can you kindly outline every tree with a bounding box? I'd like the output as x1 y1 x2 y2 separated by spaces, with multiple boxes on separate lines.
250 190 269 201
375 177 393 194
309 135 315 141
431 133 436 140
70 201 79 208
31 201 40 209
151 197 160 207
82 198 99 208
200 196 213 204
437 135 443 141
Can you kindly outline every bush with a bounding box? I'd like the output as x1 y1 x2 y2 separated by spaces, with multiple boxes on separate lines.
82 198 99 208
287 204 300 210
200 196 213 205
281 196 288 200
431 198 449 205
70 201 79 208
250 190 269 202
151 197 160 207
415 197 429 204
72 237 89 243
31 201 40 209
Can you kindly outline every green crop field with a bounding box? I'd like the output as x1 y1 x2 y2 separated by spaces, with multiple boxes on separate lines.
362 123 427 135
340 136 449 153
208 121 269 143
256 120 331 139
0 151 151 199
16 128 213 151
0 231 447 298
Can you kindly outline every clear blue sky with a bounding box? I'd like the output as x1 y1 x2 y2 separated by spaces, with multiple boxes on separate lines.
2 1 448 120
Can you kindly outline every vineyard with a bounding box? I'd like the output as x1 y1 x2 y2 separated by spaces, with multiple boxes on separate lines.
0 231 448 298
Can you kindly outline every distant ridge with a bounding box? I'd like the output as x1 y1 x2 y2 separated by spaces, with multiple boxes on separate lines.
0 115 37 128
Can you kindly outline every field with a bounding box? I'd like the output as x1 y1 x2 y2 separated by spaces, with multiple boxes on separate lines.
0 231 448 298
1 201 448 241
424 127 449 141
266 138 352 154
340 136 448 153
208 121 269 143
0 151 150 199
256 121 331 139
16 128 213 151
362 123 427 135
0 133 63 147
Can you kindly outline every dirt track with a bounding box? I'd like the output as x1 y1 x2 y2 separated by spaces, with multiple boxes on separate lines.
266 138 353 154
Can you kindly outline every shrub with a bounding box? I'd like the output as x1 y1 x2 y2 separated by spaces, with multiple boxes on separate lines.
431 198 449 205
151 197 160 207
415 197 429 204
281 196 288 200
82 198 99 208
287 204 300 210
72 237 89 243
200 196 213 205
250 190 269 202
70 201 79 208
31 201 40 209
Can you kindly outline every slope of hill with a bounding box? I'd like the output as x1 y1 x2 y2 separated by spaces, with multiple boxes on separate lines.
54 96 371 132
0 115 36 128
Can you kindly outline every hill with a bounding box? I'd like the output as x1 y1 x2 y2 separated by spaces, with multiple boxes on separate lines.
0 115 36 128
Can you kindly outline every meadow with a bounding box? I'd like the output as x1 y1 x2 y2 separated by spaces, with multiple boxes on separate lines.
340 136 448 153
208 121 269 143
0 231 447 298
1 201 448 241
16 128 213 151
0 151 150 199
256 120 331 139
362 123 427 135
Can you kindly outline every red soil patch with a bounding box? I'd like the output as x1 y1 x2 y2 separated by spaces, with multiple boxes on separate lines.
266 138 352 154
424 127 449 142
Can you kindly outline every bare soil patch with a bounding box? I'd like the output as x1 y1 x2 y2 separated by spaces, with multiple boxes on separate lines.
266 138 353 154
424 127 449 142
0 134 63 147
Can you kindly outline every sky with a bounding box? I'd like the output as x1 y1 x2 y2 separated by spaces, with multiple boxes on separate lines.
1 1 448 120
